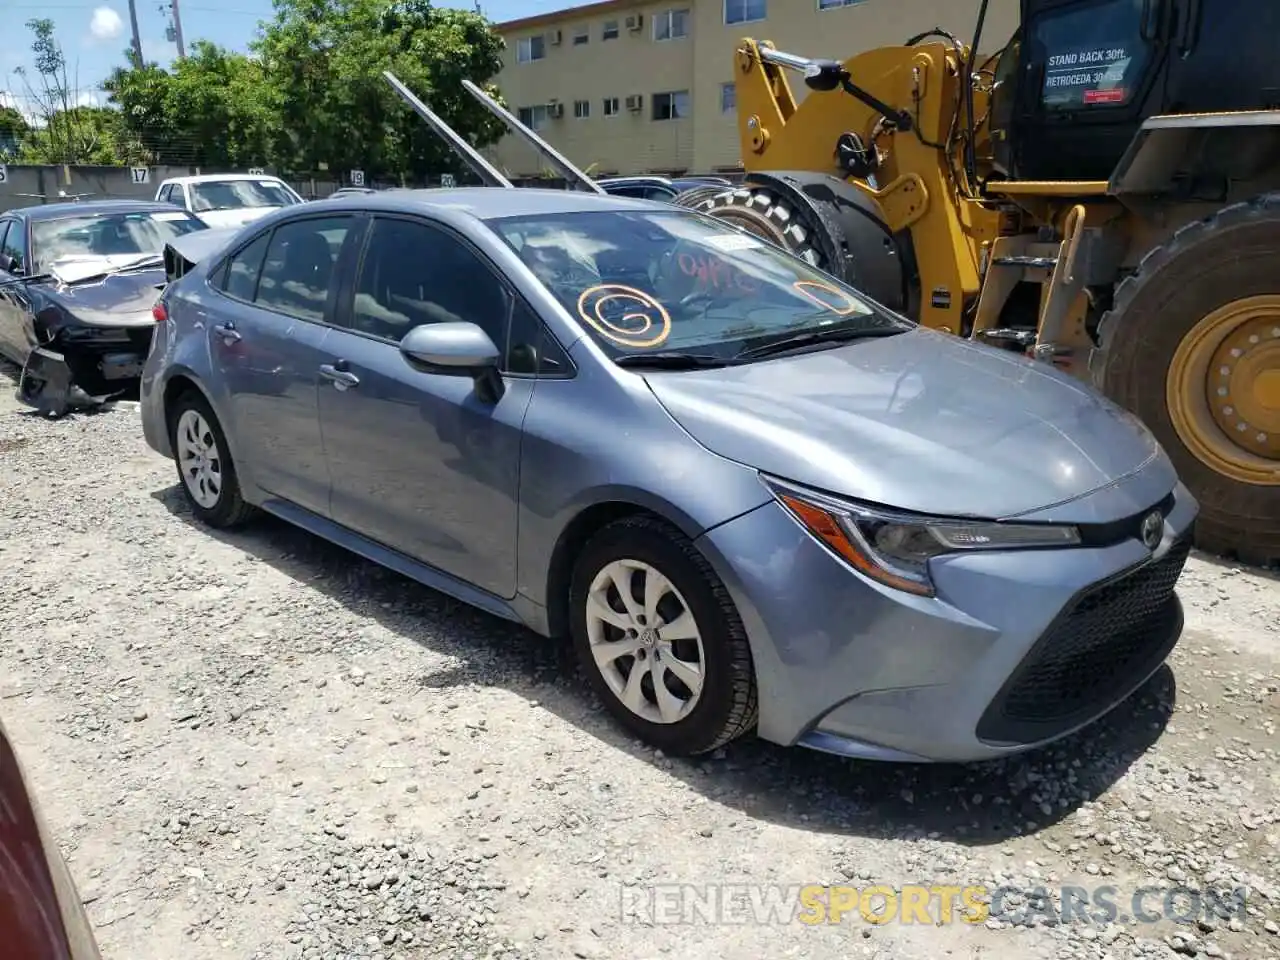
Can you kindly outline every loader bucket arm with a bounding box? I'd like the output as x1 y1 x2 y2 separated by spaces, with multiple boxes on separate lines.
461 78 606 194
382 71 514 188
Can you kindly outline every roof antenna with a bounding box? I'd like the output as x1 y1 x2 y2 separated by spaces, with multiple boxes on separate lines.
382 71 514 189
461 79 605 194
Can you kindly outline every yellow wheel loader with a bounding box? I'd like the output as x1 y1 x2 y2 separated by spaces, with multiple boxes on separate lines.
677 0 1280 566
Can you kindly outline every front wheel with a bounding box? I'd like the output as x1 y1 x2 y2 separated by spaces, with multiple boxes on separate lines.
568 516 757 755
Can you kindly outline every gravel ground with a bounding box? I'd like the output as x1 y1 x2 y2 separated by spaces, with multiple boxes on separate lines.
0 368 1277 960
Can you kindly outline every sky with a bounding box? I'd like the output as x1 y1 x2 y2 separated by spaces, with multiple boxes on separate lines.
1 0 553 118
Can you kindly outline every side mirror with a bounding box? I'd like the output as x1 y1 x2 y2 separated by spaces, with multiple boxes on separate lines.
0 254 17 274
399 321 504 401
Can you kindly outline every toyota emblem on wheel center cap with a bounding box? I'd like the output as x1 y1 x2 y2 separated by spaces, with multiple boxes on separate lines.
1140 510 1164 549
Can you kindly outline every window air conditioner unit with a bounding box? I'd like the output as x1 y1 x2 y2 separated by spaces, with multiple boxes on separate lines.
547 102 565 118
549 29 562 45
625 94 643 112
625 14 643 31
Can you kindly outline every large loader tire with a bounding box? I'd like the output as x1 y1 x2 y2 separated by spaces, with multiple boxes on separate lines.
688 186 827 268
1096 195 1280 567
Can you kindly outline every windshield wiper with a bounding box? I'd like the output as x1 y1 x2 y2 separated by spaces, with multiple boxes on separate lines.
0 273 54 288
613 352 732 370
111 253 165 272
56 254 166 286
734 323 902 362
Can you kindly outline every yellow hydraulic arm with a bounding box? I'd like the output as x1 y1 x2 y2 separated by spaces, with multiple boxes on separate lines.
731 38 1004 335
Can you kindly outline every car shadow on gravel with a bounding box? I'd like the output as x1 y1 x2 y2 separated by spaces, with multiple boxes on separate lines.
152 483 1176 848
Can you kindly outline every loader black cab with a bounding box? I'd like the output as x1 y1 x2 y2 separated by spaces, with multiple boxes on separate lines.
990 0 1280 182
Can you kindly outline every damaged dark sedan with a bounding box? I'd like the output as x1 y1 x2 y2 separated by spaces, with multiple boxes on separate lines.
0 199 209 415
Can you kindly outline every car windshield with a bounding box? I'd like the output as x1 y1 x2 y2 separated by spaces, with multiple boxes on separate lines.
486 209 909 359
189 179 300 212
32 210 207 271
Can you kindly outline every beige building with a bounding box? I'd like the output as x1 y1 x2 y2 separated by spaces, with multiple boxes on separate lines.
488 0 1020 177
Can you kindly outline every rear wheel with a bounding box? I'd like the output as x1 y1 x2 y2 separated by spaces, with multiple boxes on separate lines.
568 515 757 755
1098 196 1280 566
167 390 256 529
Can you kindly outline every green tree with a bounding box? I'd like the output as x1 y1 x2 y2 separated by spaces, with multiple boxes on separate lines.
253 0 508 179
11 18 128 164
103 59 177 164
0 105 29 160
31 107 128 165
105 45 274 168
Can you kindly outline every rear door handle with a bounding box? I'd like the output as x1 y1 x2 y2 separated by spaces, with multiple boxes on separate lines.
319 363 360 389
212 323 241 343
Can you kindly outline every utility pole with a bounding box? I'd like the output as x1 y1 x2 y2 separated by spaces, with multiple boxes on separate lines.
170 0 186 59
127 0 144 66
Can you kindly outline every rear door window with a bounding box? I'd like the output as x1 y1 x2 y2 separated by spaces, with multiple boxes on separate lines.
1031 0 1153 111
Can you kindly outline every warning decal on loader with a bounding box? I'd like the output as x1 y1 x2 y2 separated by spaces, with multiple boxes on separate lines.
1032 1 1151 113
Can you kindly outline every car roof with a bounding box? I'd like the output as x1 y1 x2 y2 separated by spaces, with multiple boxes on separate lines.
5 199 200 222
597 176 674 187
161 173 289 184
313 186 678 220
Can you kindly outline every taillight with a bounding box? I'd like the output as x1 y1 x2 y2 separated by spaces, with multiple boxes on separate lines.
152 301 168 323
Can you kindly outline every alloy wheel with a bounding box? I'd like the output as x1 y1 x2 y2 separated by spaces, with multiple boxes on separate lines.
175 408 223 509
583 558 706 724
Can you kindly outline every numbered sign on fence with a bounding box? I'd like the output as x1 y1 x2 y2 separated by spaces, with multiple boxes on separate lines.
0 164 7 184
247 167 266 176
130 167 151 185
350 169 366 187
440 173 456 188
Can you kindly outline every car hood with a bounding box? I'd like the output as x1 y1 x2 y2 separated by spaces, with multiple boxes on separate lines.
195 206 281 228
38 266 165 328
641 328 1162 519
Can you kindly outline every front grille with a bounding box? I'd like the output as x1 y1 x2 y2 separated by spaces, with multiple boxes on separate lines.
977 538 1191 744
1076 490 1176 547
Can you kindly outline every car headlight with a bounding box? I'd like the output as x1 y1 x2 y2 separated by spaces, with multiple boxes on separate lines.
762 475 1081 597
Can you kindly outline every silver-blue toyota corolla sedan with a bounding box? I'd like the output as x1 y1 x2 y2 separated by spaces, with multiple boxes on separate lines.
139 188 1198 763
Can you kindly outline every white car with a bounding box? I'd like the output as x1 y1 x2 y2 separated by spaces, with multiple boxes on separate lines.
154 173 305 229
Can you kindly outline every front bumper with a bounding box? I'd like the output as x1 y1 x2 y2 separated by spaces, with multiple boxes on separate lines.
695 481 1198 763
16 328 151 417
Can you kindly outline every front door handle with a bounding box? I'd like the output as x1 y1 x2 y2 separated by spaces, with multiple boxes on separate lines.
319 363 360 389
212 323 241 343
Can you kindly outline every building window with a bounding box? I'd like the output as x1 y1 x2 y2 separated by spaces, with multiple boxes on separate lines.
573 25 589 45
720 82 736 113
653 8 689 41
602 19 619 40
574 99 591 119
517 105 550 130
603 96 620 117
652 90 690 121
818 0 868 8
724 0 766 24
517 36 546 62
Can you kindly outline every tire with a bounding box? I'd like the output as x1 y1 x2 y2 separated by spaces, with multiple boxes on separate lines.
166 390 256 529
671 184 733 210
1096 195 1280 567
568 515 758 756
692 186 827 268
